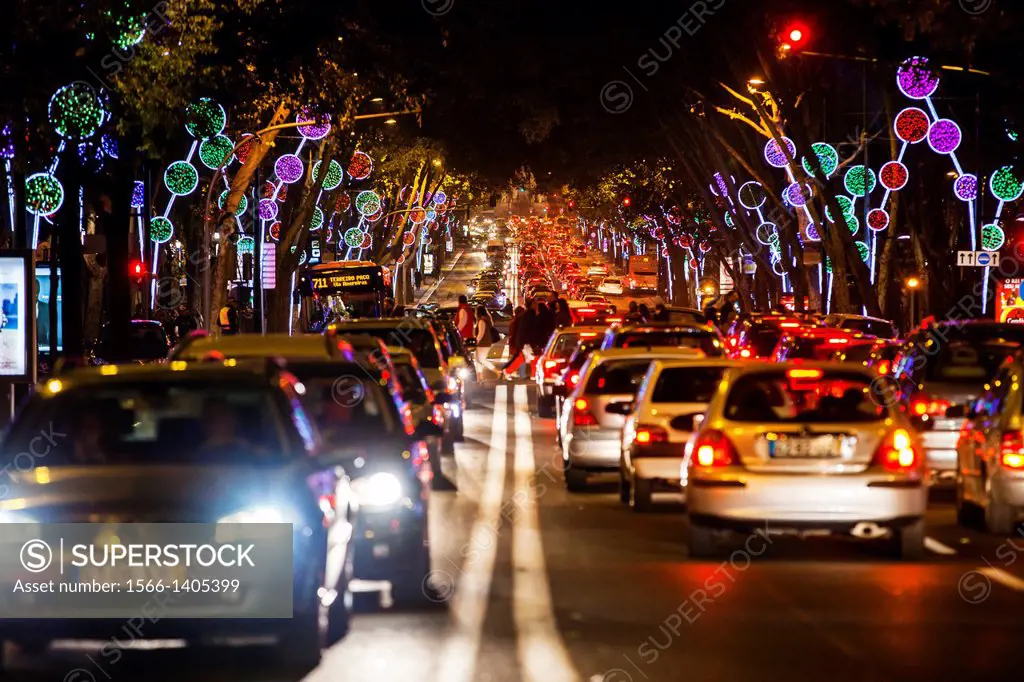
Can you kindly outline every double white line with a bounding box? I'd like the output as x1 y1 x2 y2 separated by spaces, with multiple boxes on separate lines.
433 385 579 682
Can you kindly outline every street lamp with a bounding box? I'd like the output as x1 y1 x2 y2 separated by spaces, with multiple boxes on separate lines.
905 276 922 329
384 118 397 125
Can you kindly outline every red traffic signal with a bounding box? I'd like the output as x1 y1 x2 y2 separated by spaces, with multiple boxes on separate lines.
129 259 147 282
778 20 811 56
622 197 632 208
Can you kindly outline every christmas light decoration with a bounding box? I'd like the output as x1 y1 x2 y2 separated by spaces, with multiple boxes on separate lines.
113 13 146 49
312 159 344 190
296 110 331 140
756 222 777 245
199 135 234 169
845 216 860 234
867 208 890 232
825 196 854 223
981 224 1005 251
0 122 13 159
897 56 940 100
344 227 364 248
309 207 324 231
355 190 382 216
844 165 877 196
764 137 796 168
218 190 247 216
131 181 145 208
409 207 427 224
928 119 962 155
738 181 767 210
236 235 255 255
699 240 712 254
48 83 106 140
150 216 174 244
723 212 734 228
427 209 438 222
894 107 930 144
347 151 373 181
954 174 978 202
360 233 372 249
101 134 118 159
678 234 693 249
269 222 281 241
855 241 870 263
433 191 447 205
185 98 226 139
805 224 821 241
258 198 278 221
879 162 909 191
78 142 105 172
801 142 839 178
403 232 416 246
26 173 64 215
163 160 199 196
236 134 256 164
990 166 1024 202
274 154 304 184
336 193 351 213
784 182 811 206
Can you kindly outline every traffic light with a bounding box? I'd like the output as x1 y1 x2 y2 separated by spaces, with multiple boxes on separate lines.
778 19 811 58
129 259 147 284
622 197 632 208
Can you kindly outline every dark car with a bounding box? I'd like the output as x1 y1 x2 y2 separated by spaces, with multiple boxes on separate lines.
94 320 172 364
600 324 726 357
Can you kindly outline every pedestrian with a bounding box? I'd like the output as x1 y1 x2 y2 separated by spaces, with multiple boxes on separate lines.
624 301 643 323
554 298 573 328
455 294 476 341
392 304 406 317
218 299 239 336
174 305 198 342
652 303 669 322
638 303 651 323
383 297 396 316
536 301 555 352
502 305 528 379
474 306 498 376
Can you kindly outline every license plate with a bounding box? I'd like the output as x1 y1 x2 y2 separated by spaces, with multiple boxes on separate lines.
769 435 841 458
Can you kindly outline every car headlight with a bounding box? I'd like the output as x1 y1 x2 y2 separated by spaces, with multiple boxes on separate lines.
457 367 470 380
351 472 404 508
447 376 460 392
217 506 291 524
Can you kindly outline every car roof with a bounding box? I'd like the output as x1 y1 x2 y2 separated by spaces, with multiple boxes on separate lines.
173 333 347 360
586 348 709 363
38 359 286 391
333 317 433 330
651 358 745 370
613 323 716 334
725 361 876 379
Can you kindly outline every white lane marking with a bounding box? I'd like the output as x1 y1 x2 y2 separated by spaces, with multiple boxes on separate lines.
432 385 507 682
513 384 580 682
979 567 1024 591
924 537 957 555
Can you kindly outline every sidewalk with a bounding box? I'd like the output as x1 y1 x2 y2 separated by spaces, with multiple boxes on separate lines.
415 248 465 305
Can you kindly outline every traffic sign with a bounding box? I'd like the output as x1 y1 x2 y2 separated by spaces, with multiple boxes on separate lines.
958 251 1000 267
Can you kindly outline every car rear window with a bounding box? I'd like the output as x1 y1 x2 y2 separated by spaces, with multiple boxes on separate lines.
341 328 442 368
286 366 398 443
584 360 652 395
616 332 723 357
841 319 894 337
748 328 782 356
917 341 1019 384
725 371 885 423
651 367 726 403
550 333 581 358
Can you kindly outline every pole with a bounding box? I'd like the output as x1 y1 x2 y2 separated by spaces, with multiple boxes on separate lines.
252 168 264 334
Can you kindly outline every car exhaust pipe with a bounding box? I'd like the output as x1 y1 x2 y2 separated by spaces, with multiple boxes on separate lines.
850 522 887 539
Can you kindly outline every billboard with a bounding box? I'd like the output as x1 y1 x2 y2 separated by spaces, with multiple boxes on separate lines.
36 264 63 353
0 252 34 381
996 278 1024 324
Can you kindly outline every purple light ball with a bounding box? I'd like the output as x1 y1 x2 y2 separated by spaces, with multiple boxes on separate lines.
897 56 940 100
928 119 962 155
275 154 304 184
258 198 278 221
296 110 331 140
954 173 978 202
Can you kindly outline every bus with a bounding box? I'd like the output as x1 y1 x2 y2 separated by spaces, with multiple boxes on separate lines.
296 261 392 332
627 254 658 292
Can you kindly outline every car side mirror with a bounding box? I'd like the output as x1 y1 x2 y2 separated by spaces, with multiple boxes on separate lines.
944 404 966 419
414 420 444 439
910 415 935 432
433 391 453 405
605 402 633 415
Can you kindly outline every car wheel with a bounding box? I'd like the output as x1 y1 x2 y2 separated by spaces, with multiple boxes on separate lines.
891 519 925 560
688 522 716 558
391 548 440 609
441 432 456 455
618 467 630 504
537 394 556 418
275 610 322 671
986 498 1018 535
322 556 353 647
565 467 588 492
451 415 465 442
631 478 653 512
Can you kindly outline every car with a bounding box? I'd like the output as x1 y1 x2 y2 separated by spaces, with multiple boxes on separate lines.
661 307 709 326
600 324 726 357
620 358 741 509
93 320 172 365
558 348 707 493
823 314 897 339
0 362 354 667
598 277 624 296
770 328 873 363
685 363 929 559
172 331 355 362
583 294 610 305
535 326 606 418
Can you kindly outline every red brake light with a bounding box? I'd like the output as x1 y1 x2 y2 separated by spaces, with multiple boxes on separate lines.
578 308 594 313
739 348 752 359
1000 431 1024 469
580 332 598 338
779 322 800 328
910 396 950 417
692 429 738 467
572 399 598 426
827 338 850 345
574 398 589 411
787 368 822 380
544 360 559 369
876 360 891 375
873 428 918 472
607 317 622 323
634 424 668 445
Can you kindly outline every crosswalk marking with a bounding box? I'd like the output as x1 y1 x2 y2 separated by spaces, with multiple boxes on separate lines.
432 385 508 682
512 384 580 682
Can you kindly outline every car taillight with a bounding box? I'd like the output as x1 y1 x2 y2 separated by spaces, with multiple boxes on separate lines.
692 429 738 467
1000 431 1024 469
876 360 891 375
738 348 752 359
568 372 580 385
873 428 918 472
910 396 950 417
634 424 669 445
572 398 599 426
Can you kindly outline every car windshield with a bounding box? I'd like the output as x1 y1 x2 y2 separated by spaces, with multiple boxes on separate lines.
667 311 706 325
4 382 296 465
725 371 885 423
286 366 398 443
616 332 722 356
585 360 652 394
651 367 726 403
550 333 582 359
342 327 442 369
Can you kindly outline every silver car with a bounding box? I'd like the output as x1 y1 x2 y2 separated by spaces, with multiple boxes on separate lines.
686 363 928 559
558 348 704 492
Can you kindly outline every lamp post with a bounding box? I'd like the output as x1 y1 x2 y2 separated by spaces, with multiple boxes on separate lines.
905 276 922 330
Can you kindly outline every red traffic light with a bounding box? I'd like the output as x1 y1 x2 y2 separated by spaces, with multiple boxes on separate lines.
622 197 632 207
129 259 147 281
779 21 810 55
788 27 805 44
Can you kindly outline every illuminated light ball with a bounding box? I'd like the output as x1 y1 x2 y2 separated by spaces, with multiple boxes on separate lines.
713 172 730 198
981 224 1005 251
825 195 854 223
661 246 670 258
723 212 735 229
427 209 438 222
785 182 812 207
199 135 234 169
218 190 247 217
274 154 305 184
954 173 978 202
688 257 700 271
855 241 870 263
296 110 331 140
309 207 325 231
163 160 199 196
738 181 767 210
990 166 1024 202
131 181 145 208
355 190 382 216
398 254 407 265
928 119 962 155
755 222 777 245
764 137 796 168
263 181 277 199
771 258 786 277
258 198 278 221
236 134 256 165
48 83 106 140
360 233 372 249
336 193 351 213
410 207 428 225
269 221 281 241
344 227 364 248
877 162 909 192
25 173 65 215
698 240 712 254
867 208 890 232
150 216 174 244
113 14 146 49
236 236 255 255
896 56 940 100
805 224 821 242
299 250 308 266
801 142 839 178
433 191 447 205
0 122 13 159
78 142 105 172
366 207 384 222
844 165 877 197
844 215 860 234
894 107 930 144
101 134 118 159
347 151 374 181
403 232 416 246
312 159 344 190
184 98 227 139
678 234 693 249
